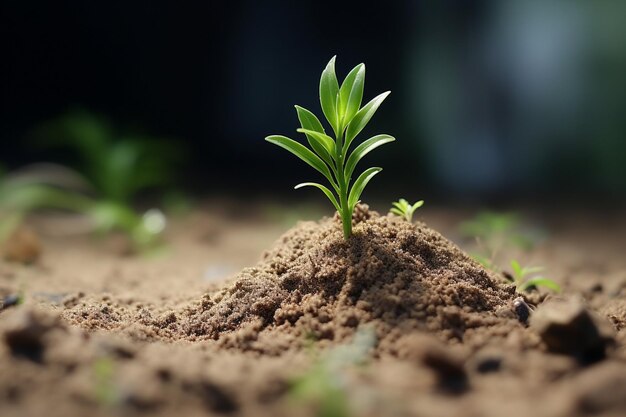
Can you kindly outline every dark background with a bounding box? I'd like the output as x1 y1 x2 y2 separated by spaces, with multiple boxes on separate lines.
2 0 626 203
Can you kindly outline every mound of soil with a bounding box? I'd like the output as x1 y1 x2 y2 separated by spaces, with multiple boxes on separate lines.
65 205 521 355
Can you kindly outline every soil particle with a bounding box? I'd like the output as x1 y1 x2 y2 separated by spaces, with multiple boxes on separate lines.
530 297 615 363
172 205 517 354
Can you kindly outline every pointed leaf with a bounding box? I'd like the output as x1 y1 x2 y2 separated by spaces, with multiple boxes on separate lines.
348 167 382 209
519 277 561 293
295 105 325 134
295 182 340 212
296 129 336 158
344 135 395 180
510 260 523 279
265 135 335 186
294 110 333 167
338 64 365 127
345 91 390 149
319 56 340 135
390 208 404 217
412 200 424 209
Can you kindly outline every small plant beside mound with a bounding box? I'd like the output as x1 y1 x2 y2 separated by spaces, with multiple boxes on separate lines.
507 260 560 294
390 198 424 223
266 56 395 239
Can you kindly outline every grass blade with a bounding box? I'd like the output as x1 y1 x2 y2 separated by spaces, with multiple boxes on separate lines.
348 167 382 209
295 182 340 212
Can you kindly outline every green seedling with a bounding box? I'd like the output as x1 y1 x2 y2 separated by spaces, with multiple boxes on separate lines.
390 198 424 222
290 328 376 417
266 56 395 239
507 260 561 294
92 357 119 407
23 111 182 250
459 211 540 270
35 110 180 204
0 165 166 251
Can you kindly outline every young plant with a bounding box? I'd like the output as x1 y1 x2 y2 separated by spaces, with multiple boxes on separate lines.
459 211 541 270
26 111 180 250
507 260 561 294
266 56 395 239
290 328 375 417
35 110 180 204
390 198 424 222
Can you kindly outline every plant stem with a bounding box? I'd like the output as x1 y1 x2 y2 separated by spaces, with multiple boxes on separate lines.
335 126 352 239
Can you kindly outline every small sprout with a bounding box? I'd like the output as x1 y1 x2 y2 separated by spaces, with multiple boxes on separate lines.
266 56 395 239
93 357 119 407
459 211 544 270
390 198 424 222
290 328 376 417
507 260 561 294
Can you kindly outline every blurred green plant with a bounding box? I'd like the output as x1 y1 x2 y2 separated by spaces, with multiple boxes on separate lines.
0 165 166 251
290 328 376 417
507 260 560 294
266 56 395 239
390 198 424 222
35 110 180 204
92 357 119 407
2 109 179 252
459 211 541 270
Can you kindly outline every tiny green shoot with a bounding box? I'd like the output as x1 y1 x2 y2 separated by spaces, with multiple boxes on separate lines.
390 198 424 222
266 56 394 239
290 328 376 417
508 260 561 294
459 211 541 270
93 357 119 407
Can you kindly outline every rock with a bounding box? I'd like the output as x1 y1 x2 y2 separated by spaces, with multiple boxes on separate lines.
530 298 615 363
2 227 41 264
2 309 66 361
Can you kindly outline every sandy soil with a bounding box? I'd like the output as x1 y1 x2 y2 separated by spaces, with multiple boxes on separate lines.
0 201 625 417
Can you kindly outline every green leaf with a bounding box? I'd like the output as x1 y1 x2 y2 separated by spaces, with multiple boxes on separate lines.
338 64 365 128
390 207 404 216
345 91 390 150
295 105 326 134
296 129 336 159
510 260 523 279
265 135 336 187
344 134 395 181
518 277 561 293
348 167 382 209
412 200 424 209
295 182 340 212
319 56 340 135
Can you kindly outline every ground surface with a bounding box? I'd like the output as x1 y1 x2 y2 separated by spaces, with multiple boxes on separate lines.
0 200 625 417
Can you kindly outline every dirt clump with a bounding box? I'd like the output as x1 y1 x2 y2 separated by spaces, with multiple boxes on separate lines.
159 205 520 354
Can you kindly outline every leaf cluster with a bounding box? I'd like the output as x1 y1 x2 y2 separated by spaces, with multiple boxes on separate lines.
390 198 424 222
266 56 394 239
34 110 182 204
508 260 561 294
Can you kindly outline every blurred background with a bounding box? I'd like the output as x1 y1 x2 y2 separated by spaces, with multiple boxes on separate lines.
2 0 626 205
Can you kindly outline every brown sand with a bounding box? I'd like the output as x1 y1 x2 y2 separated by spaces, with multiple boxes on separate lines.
1 203 625 417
